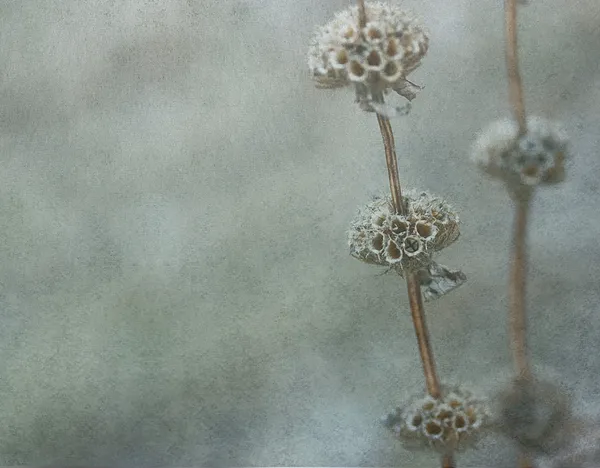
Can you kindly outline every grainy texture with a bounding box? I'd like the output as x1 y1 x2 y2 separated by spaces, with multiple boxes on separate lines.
0 0 599 466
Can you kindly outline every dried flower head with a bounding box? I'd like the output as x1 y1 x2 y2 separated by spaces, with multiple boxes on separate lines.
471 116 568 187
307 2 429 112
348 191 460 275
383 384 490 453
496 377 573 456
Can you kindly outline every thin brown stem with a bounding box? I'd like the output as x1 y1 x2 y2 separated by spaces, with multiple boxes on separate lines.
407 274 442 398
376 101 446 466
376 113 405 215
504 0 527 134
373 94 442 399
505 2 534 466
509 188 533 380
357 0 367 29
442 453 455 468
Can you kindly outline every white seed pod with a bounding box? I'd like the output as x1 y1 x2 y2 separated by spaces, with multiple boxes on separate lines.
453 412 470 433
403 235 424 257
364 48 386 72
415 220 438 242
465 405 484 431
347 60 368 82
404 410 424 432
389 214 410 237
384 238 403 263
371 211 388 229
419 395 439 414
363 22 385 44
384 38 405 60
339 23 360 45
381 60 404 83
370 231 387 255
435 404 456 427
329 48 350 70
423 419 445 441
446 392 466 411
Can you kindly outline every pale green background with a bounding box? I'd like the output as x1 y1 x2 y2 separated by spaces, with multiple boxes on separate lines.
0 0 599 466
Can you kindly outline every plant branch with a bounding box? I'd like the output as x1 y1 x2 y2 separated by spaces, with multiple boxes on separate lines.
406 273 442 398
504 0 527 134
442 453 455 468
505 2 534 466
509 187 533 380
361 3 445 464
376 94 445 466
376 112 406 216
372 91 440 397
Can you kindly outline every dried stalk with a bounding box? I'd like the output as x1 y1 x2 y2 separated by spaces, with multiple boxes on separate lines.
505 1 533 466
442 453 455 468
406 273 441 398
504 0 532 384
505 0 527 135
376 112 406 216
372 89 441 398
360 2 446 465
373 93 445 463
509 187 533 381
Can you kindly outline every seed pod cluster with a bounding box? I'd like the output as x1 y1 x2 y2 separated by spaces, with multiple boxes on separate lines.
348 191 459 275
383 384 489 453
307 1 428 105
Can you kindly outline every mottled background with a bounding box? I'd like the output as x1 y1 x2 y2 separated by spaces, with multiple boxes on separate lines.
1 0 599 466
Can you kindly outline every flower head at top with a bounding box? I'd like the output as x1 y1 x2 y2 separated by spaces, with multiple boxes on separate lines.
307 2 429 114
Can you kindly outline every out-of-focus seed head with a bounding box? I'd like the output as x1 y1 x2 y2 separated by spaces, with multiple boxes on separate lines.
307 2 429 111
383 384 490 453
471 116 569 189
347 190 460 276
496 377 574 456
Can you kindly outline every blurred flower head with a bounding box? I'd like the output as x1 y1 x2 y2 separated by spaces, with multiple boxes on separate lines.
471 116 569 188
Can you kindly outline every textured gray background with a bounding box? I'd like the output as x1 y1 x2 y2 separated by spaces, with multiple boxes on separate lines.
0 0 599 466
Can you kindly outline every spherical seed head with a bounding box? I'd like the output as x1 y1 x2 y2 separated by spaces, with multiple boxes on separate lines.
496 377 573 455
471 116 569 188
348 191 459 275
384 384 490 453
307 2 428 98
